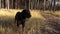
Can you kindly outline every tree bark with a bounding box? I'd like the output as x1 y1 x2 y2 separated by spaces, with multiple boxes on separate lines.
0 0 1 8
44 0 46 10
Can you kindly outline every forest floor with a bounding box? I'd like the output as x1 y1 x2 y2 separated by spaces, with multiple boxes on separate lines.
0 9 60 34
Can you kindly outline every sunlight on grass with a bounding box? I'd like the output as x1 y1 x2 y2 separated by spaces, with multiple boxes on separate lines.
52 11 60 16
0 9 45 19
0 9 45 34
42 10 60 17
1 9 60 34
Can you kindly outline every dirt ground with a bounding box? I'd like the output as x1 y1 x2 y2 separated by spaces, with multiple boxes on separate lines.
0 9 60 34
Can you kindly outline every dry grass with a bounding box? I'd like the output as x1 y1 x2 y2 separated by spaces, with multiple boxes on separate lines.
0 9 60 34
0 9 45 34
0 9 44 19
42 10 60 17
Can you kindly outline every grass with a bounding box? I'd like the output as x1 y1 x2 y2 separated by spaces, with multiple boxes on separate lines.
42 10 60 17
0 9 45 34
0 9 60 34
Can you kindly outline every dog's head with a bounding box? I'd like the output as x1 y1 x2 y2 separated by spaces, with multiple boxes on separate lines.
22 9 31 18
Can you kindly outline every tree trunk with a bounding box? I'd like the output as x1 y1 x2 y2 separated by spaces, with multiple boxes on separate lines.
53 0 55 11
5 0 9 9
7 0 9 9
44 0 46 11
1 0 4 8
0 0 1 8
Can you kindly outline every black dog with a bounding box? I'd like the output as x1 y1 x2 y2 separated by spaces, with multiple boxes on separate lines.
15 9 31 33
